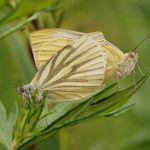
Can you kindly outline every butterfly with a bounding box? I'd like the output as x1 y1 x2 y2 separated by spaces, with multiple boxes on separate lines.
17 28 138 101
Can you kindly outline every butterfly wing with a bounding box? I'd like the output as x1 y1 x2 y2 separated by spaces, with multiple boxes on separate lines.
30 28 84 69
30 27 125 84
101 41 125 81
31 33 107 101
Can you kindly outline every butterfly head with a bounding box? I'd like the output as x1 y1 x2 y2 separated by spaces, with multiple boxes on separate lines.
117 51 138 78
16 84 34 100
127 51 138 64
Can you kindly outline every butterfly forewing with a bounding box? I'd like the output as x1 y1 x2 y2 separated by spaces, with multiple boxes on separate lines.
30 28 107 70
31 33 107 101
30 28 84 69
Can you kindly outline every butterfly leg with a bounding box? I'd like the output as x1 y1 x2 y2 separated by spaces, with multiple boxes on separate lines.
137 62 144 76
46 100 57 113
36 88 43 102
22 93 30 107
132 71 136 87
44 105 49 126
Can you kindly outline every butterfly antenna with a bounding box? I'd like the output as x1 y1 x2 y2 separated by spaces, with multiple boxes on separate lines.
132 34 150 52
0 80 20 91
0 85 17 91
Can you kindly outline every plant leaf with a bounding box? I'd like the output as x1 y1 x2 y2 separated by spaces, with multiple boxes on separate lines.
73 75 147 122
17 76 147 149
12 75 148 150
103 102 136 117
0 101 7 150
0 13 39 39
12 82 118 149
1 0 59 23
0 102 18 150
37 82 117 128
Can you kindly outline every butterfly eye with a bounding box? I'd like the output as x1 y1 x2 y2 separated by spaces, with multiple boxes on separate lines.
130 52 135 59
17 87 24 93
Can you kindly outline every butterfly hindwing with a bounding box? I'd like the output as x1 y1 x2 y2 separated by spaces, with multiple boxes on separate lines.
31 33 107 101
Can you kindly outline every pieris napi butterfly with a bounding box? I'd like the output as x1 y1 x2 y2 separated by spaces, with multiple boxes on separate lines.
17 29 138 101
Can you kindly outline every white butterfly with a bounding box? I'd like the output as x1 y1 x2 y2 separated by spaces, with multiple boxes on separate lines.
17 29 138 101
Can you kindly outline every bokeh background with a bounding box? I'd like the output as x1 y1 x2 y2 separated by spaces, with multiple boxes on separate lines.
0 0 150 150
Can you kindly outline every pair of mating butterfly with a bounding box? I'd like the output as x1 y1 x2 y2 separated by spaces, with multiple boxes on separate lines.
17 28 139 102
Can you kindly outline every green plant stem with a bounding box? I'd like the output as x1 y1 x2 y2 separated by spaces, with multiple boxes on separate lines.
0 13 40 39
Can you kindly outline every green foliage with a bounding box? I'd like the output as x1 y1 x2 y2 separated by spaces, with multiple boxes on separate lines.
6 75 147 150
0 0 60 23
0 0 149 150
0 102 18 150
0 13 39 39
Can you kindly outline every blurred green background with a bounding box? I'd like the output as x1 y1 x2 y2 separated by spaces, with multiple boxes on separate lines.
0 0 150 150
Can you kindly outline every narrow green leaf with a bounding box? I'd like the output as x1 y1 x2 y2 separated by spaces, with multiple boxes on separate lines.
40 76 147 127
0 101 7 149
72 75 147 123
14 76 148 150
0 13 40 39
37 82 117 129
14 83 118 149
0 102 18 150
1 0 59 23
103 102 136 117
